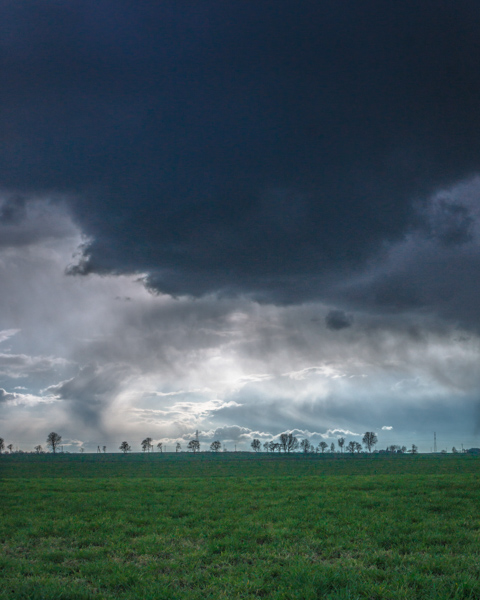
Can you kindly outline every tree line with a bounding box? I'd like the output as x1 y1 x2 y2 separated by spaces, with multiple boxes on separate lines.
0 431 423 455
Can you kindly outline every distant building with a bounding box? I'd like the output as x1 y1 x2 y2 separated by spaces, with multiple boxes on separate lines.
466 448 480 455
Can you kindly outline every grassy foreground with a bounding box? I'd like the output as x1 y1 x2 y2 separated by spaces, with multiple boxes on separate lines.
1 454 480 599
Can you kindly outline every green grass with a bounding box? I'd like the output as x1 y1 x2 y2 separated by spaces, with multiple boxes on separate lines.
1 454 480 599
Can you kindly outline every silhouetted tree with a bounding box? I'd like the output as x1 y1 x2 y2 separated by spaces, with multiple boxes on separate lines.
300 439 311 453
119 441 131 453
0 437 4 453
346 441 356 454
338 437 345 453
279 433 299 453
210 440 221 452
46 432 62 454
263 441 270 452
176 442 181 452
34 444 43 454
269 441 281 452
188 439 200 453
410 444 418 454
289 434 299 452
103 446 106 453
141 437 153 452
362 432 378 452
452 446 458 454
7 443 13 453
251 439 261 452
157 442 163 452
319 441 328 453
355 442 362 453
330 442 335 453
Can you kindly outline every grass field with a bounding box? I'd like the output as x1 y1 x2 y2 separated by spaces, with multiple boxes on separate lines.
1 453 480 599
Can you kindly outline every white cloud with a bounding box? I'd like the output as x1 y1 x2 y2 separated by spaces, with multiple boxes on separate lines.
0 329 20 344
284 366 346 380
382 426 393 431
322 428 361 438
0 387 56 406
0 353 69 378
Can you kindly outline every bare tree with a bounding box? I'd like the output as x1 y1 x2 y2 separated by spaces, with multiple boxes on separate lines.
362 431 378 453
7 443 14 453
410 444 418 454
452 446 458 454
103 446 107 453
355 442 362 453
346 441 356 454
34 444 43 454
210 440 221 452
176 442 181 452
119 441 131 453
46 432 62 454
338 437 345 453
330 442 335 453
269 441 281 452
251 439 261 452
187 439 200 453
300 439 311 453
157 442 163 453
318 441 328 453
263 441 270 452
0 438 4 453
279 433 299 453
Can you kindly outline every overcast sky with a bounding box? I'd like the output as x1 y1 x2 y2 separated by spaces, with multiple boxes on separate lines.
2 1 480 452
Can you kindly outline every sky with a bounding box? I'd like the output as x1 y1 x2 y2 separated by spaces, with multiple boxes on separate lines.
2 1 480 453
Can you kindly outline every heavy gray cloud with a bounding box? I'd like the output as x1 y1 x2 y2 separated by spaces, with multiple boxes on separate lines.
334 178 480 330
2 2 480 303
325 310 353 331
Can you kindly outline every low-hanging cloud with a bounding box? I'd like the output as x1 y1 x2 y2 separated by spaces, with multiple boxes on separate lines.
325 310 353 331
334 177 480 331
2 2 480 304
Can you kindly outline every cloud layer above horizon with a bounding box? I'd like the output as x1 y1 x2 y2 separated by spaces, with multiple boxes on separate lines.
1 2 480 451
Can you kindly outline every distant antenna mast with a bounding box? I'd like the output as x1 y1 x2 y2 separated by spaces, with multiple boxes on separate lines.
434 432 437 453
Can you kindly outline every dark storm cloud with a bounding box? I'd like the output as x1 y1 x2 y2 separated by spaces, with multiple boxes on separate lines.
0 195 26 224
325 310 352 331
2 1 480 303
332 177 480 329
